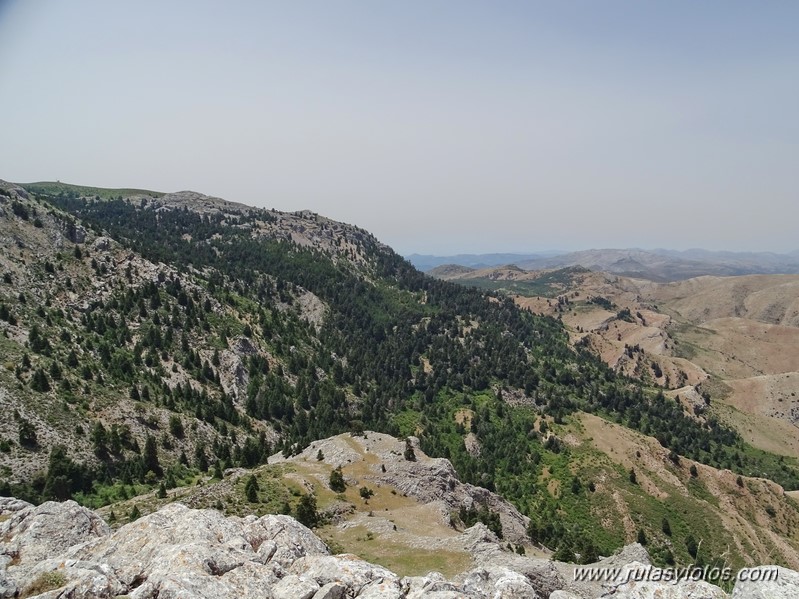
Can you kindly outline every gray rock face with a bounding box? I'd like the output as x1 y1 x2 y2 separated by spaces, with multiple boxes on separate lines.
460 565 540 598
313 581 347 599
731 565 799 599
0 499 110 565
272 573 319 599
289 553 400 592
242 513 330 569
0 500 328 599
2 497 799 599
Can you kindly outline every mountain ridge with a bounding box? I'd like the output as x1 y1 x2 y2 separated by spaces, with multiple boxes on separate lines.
3 178 799 579
410 248 799 281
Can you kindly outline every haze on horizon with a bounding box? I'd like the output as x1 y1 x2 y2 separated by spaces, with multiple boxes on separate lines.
1 1 797 256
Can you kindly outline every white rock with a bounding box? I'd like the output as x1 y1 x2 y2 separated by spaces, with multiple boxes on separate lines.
271 573 319 599
492 567 540 598
243 514 329 569
460 566 539 599
402 572 460 598
600 562 729 599
290 554 399 592
0 500 109 566
731 565 799 599
218 561 278 598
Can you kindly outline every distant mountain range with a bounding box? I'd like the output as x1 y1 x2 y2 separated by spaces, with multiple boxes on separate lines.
405 252 559 272
408 248 799 281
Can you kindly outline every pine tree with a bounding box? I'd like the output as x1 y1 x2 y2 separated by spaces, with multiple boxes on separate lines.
686 534 698 559
30 368 51 392
295 493 319 528
18 419 37 448
661 518 672 536
552 538 575 562
637 529 647 546
245 474 259 502
329 466 346 492
143 434 161 477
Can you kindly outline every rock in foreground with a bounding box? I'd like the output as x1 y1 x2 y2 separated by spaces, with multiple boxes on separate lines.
2 498 798 598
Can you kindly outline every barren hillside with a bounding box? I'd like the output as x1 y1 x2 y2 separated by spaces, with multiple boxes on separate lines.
441 267 799 460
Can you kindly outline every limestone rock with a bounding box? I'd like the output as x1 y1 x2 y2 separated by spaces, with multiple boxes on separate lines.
402 572 459 598
242 513 329 569
0 500 109 566
3 493 797 599
0 500 328 599
355 577 403 598
460 565 539 598
271 573 319 599
598 562 729 599
558 544 651 598
289 553 399 593
731 565 799 599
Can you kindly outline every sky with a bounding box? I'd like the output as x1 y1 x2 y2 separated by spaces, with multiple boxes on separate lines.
0 1 797 255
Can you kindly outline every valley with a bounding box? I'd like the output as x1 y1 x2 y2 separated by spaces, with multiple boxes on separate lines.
432 264 799 462
2 179 799 597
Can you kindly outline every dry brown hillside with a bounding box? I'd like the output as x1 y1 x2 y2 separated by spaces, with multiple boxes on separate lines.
574 412 799 570
490 270 799 460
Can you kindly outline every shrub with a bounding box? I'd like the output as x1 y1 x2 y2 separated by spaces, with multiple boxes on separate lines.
23 571 67 597
404 438 416 461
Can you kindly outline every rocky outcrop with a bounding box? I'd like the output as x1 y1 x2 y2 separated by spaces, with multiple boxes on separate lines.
596 562 728 599
276 432 533 544
2 498 799 599
0 500 328 599
731 566 799 599
0 498 109 565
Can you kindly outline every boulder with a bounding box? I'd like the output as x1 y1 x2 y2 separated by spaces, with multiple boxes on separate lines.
0 500 109 566
403 572 459 598
355 578 403 598
271 573 319 599
0 501 331 599
289 554 399 593
242 513 329 569
598 562 729 599
460 566 539 598
731 565 799 599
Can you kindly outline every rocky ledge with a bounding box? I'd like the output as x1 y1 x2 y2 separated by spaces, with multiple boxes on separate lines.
1 497 798 599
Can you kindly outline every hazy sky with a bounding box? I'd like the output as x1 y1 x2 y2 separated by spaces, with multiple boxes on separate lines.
1 1 797 255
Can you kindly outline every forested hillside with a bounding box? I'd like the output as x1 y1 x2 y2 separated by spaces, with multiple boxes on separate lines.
2 181 799 569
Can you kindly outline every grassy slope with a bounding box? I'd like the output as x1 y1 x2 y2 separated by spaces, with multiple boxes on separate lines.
19 181 165 200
